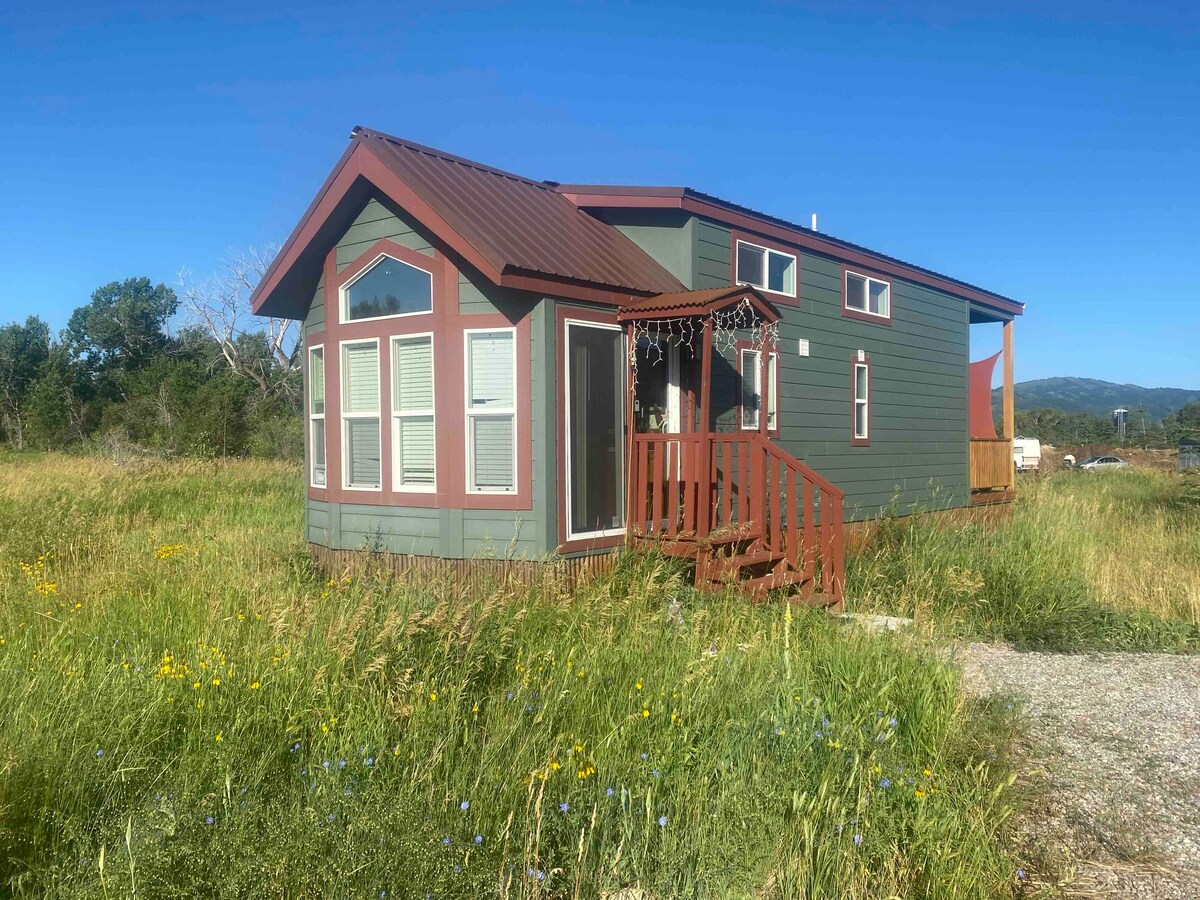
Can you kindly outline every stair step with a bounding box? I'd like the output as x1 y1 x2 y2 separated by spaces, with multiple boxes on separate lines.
742 570 808 595
702 549 784 576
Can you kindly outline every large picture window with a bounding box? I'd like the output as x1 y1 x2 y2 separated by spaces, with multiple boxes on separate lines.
391 334 435 490
844 271 891 322
465 329 516 493
341 254 433 323
341 340 381 489
308 345 326 487
736 240 796 297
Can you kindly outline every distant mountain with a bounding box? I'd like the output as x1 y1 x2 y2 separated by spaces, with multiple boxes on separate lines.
992 377 1200 421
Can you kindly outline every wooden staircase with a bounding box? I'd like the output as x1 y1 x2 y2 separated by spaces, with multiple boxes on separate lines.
628 432 845 607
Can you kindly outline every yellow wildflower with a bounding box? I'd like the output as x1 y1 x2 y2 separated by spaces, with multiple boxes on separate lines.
429 691 438 702
642 708 650 718
214 733 223 742
249 681 261 690
211 677 221 686
635 680 643 690
914 788 926 799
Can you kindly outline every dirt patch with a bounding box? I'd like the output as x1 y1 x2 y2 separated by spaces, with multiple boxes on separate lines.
961 644 1200 899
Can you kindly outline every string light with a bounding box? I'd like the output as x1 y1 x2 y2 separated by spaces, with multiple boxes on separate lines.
627 297 779 388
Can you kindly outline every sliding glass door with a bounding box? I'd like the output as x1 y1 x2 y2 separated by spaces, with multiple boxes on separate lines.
565 321 626 540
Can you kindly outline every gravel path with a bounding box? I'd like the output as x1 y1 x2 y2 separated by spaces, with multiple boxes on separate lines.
961 645 1200 899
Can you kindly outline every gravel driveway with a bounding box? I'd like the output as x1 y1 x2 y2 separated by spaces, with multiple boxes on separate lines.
961 645 1200 899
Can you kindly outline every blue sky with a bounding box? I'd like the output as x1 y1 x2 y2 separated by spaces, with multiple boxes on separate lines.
1 0 1197 388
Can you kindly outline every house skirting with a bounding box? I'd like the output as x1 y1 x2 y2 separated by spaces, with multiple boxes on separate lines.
309 543 619 591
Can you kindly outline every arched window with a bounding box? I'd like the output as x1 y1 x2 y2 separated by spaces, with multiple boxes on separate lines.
342 255 433 322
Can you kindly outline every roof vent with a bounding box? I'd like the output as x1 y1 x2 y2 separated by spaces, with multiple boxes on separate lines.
811 213 818 232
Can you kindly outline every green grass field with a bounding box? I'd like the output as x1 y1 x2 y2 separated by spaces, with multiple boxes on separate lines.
848 469 1200 651
0 454 1028 898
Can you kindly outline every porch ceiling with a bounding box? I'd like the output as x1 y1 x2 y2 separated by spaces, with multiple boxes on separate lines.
617 286 780 323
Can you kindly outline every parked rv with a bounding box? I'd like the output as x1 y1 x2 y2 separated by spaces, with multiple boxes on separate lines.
1013 438 1041 472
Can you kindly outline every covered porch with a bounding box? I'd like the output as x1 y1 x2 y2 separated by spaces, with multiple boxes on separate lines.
616 287 845 606
969 307 1017 502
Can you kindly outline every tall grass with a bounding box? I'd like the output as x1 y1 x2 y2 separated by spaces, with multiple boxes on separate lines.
848 469 1200 651
0 453 1020 898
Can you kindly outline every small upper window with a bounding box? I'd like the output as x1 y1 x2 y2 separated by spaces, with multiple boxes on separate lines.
342 255 433 322
845 271 891 321
736 241 796 297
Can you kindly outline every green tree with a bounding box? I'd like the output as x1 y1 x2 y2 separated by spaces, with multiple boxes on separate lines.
0 316 51 448
65 278 178 392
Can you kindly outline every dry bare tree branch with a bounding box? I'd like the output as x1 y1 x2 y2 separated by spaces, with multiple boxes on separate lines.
178 244 300 403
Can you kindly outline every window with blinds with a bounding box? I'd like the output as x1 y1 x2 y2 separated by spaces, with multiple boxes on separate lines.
392 334 435 490
341 340 381 489
465 329 516 492
309 346 326 487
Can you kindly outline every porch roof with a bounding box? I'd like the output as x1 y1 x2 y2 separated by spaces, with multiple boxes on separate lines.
617 286 780 323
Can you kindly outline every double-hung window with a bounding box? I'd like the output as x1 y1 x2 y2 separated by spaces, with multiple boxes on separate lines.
844 271 891 321
341 340 381 489
739 348 778 431
736 240 796 297
852 356 870 445
465 329 516 493
308 346 326 487
391 334 435 490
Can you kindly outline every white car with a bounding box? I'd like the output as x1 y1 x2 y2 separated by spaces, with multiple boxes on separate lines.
1077 455 1129 473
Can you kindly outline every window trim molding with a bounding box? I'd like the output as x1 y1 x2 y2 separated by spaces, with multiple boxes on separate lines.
339 336 383 492
463 326 519 495
851 353 871 447
336 239 436 327
562 316 628 543
389 331 436 494
736 341 779 437
308 343 327 490
734 237 798 300
842 266 893 325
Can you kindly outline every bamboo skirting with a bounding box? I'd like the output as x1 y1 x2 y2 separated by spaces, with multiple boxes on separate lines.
310 544 619 593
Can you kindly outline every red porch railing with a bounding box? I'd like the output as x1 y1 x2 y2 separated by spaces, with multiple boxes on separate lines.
628 431 845 604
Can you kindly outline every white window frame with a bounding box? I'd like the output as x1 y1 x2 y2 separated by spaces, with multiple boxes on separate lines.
853 361 870 441
338 252 435 326
739 348 778 432
308 344 326 489
844 270 892 321
339 337 382 492
389 332 436 493
464 327 518 495
563 319 627 541
735 239 797 298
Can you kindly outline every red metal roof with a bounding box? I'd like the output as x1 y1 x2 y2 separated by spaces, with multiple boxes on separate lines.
354 128 684 295
617 286 779 323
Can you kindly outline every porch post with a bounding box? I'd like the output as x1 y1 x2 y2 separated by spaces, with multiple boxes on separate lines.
624 322 637 536
696 317 714 538
1003 318 1015 488
758 338 769 439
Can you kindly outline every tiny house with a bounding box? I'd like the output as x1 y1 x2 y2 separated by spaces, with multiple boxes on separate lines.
250 128 1025 606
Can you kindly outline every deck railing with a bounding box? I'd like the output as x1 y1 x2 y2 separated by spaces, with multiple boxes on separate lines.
969 438 1014 492
628 431 845 600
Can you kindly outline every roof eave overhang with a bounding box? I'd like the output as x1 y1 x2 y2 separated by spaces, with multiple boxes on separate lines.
558 187 1025 318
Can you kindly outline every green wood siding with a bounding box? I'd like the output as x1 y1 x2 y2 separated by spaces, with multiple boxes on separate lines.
664 215 970 520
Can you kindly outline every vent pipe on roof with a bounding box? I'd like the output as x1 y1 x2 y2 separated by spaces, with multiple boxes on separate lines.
811 213 818 232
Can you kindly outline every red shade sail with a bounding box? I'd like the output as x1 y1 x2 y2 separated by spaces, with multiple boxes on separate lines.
968 352 1001 440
